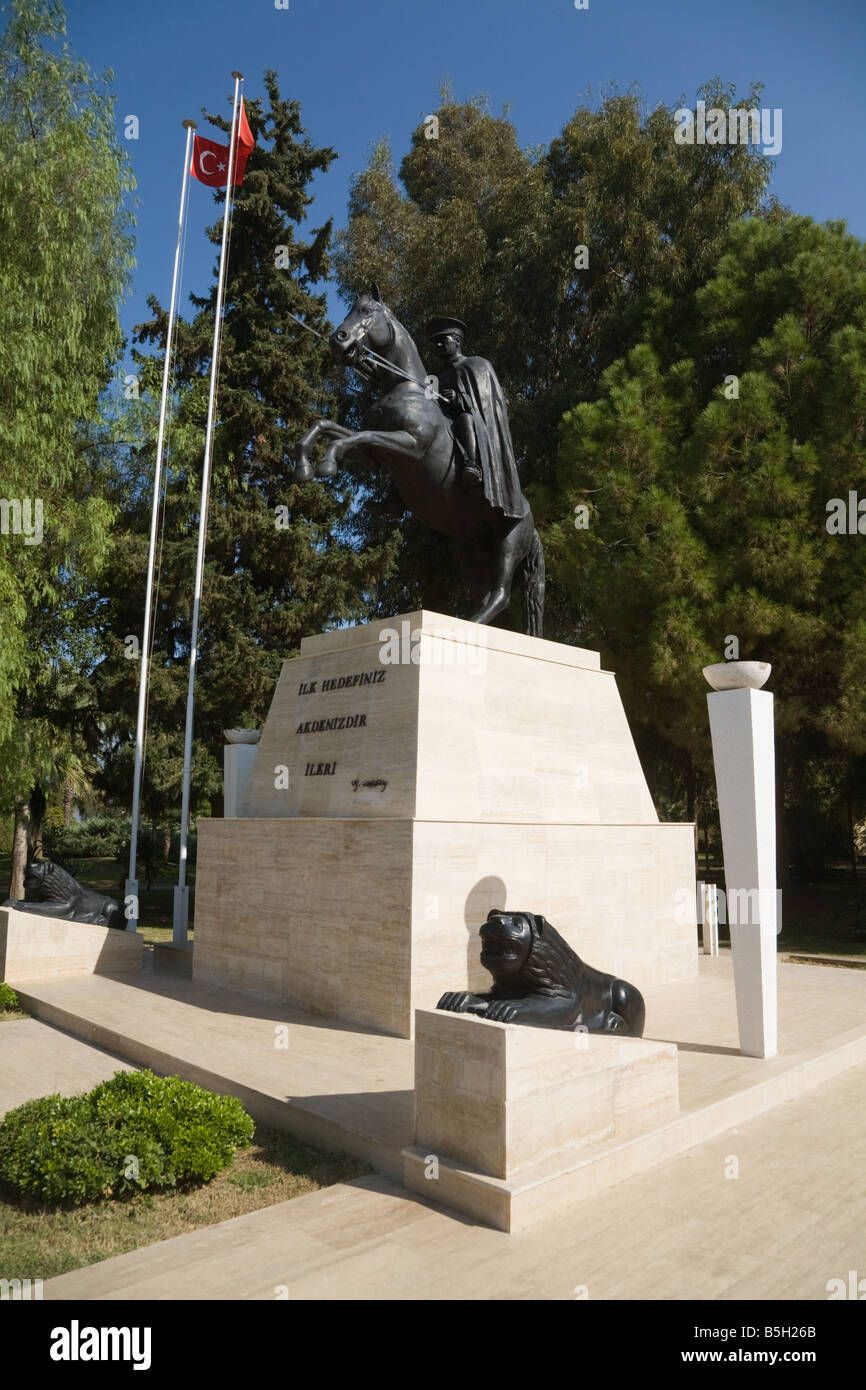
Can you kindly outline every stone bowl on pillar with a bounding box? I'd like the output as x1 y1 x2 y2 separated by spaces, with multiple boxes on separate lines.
223 731 261 818
702 661 771 691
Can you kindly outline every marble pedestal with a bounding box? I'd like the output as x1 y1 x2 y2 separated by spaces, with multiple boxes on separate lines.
0 908 143 982
403 1009 680 1231
194 612 698 1037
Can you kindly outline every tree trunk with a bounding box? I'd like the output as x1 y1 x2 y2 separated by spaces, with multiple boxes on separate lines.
9 796 31 899
686 761 697 860
63 779 75 826
776 740 791 895
847 794 858 878
163 826 171 861
701 813 710 875
28 785 46 859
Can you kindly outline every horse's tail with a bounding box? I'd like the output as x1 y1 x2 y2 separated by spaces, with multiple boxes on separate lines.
522 528 545 637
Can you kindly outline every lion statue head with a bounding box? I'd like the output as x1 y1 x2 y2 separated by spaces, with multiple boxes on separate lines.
479 909 584 999
23 859 79 903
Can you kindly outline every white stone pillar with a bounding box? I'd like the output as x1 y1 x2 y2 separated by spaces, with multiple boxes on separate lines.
704 663 777 1058
698 881 720 956
223 731 260 818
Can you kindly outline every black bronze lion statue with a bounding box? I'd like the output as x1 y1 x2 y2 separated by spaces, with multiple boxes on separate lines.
2 860 126 931
437 909 646 1036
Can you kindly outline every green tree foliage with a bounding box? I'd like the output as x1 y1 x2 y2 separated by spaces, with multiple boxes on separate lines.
94 73 398 828
0 0 134 889
333 81 777 622
551 216 866 861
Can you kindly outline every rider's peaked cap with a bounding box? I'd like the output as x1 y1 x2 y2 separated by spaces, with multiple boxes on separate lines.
427 316 467 342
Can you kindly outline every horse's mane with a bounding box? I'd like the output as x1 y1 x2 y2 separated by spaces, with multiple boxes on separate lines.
31 860 79 903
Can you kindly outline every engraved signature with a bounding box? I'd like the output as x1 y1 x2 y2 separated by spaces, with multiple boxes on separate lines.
351 778 388 793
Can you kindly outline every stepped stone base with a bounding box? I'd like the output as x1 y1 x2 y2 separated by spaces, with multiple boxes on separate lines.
194 818 696 1038
403 1009 679 1230
0 908 143 983
195 611 698 1038
152 941 194 975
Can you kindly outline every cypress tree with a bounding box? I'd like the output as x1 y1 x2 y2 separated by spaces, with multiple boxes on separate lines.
95 74 396 829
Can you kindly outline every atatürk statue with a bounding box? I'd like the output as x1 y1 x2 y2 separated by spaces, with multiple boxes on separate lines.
293 289 545 636
427 315 523 516
437 909 647 1036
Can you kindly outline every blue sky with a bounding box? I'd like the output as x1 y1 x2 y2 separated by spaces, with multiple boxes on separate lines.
63 0 866 362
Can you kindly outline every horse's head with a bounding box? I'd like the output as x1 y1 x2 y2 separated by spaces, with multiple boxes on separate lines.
331 284 394 368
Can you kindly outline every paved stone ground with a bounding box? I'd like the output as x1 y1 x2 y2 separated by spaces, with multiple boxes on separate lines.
43 1061 866 1301
0 1018 134 1115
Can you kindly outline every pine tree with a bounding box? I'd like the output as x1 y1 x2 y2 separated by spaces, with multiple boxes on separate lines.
94 74 397 829
553 215 866 863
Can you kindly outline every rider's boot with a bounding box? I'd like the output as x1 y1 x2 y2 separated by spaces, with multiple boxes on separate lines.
454 414 483 489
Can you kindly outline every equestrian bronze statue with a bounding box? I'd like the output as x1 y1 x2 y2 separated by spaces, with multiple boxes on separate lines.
293 289 545 636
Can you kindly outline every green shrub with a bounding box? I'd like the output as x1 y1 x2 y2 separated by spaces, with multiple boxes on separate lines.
0 1070 254 1206
0 983 20 1012
43 815 131 862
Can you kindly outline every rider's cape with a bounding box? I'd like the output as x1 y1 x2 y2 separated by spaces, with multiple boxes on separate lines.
443 355 524 519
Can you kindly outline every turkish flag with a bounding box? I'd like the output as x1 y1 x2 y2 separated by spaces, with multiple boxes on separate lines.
190 98 255 187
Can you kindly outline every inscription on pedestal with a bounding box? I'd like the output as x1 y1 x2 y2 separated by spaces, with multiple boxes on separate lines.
243 645 412 817
241 610 661 823
294 667 386 792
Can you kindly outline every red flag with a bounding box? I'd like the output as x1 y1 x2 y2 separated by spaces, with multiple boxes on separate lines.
236 96 254 157
190 98 255 187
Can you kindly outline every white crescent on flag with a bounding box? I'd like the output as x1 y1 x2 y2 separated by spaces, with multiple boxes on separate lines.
190 120 251 187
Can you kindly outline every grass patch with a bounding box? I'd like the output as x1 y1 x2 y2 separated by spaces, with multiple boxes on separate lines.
0 1126 371 1281
138 925 193 946
0 984 27 1021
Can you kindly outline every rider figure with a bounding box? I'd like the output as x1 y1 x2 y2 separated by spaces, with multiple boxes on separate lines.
427 316 524 518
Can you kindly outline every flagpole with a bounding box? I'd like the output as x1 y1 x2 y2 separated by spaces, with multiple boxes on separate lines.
125 118 197 933
173 72 244 943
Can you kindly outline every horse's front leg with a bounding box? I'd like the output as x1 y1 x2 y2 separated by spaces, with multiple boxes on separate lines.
319 428 425 477
294 420 354 482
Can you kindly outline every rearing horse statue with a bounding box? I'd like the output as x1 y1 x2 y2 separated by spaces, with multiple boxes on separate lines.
293 287 545 635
